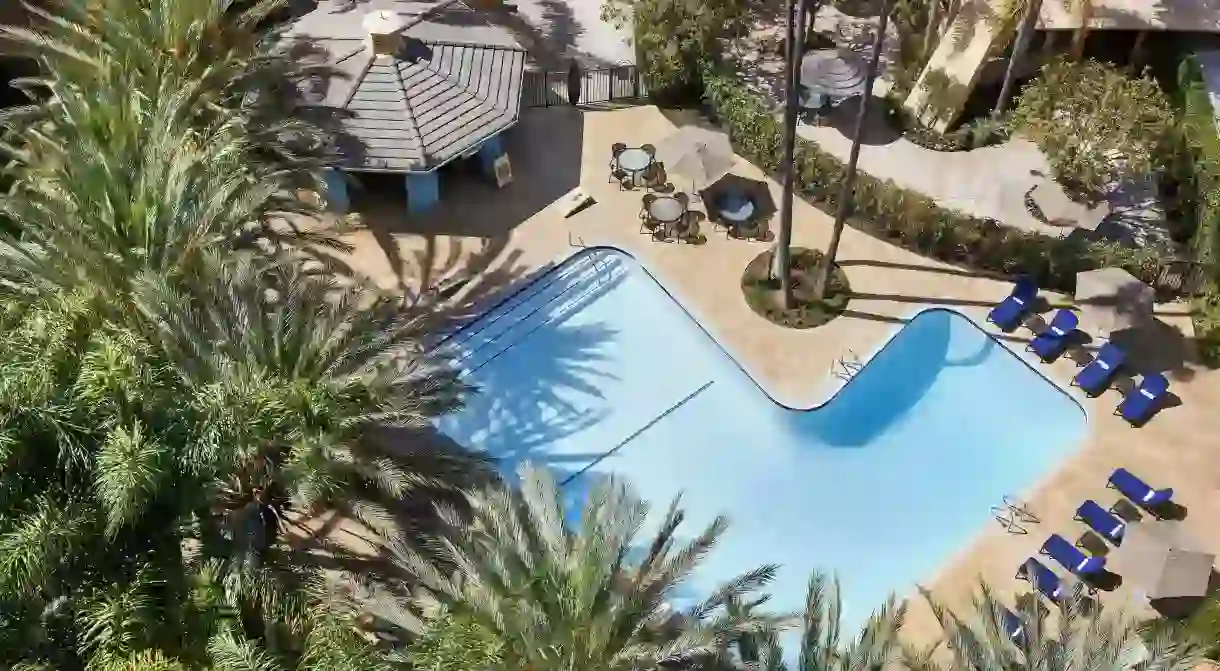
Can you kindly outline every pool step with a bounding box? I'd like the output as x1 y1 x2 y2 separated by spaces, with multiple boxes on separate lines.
443 251 628 374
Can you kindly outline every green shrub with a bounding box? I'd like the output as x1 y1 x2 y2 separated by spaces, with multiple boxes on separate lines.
700 64 1179 295
1175 54 1220 364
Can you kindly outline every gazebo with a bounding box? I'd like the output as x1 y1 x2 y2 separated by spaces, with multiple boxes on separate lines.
284 0 527 213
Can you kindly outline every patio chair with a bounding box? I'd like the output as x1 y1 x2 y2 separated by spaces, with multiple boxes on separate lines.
1071 343 1125 396
1074 500 1125 544
1107 467 1173 509
1016 558 1064 602
1041 534 1106 576
1000 608 1024 642
986 277 1038 332
1027 309 1079 362
640 143 656 157
1115 372 1169 426
639 194 659 235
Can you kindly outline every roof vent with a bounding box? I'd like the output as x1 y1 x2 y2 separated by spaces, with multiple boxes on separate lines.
363 10 408 56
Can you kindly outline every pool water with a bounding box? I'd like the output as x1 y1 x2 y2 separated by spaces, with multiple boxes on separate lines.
436 248 1087 631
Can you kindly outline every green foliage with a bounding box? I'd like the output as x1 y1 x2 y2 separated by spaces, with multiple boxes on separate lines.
1012 58 1175 203
701 64 1180 295
601 0 750 101
407 613 504 671
398 462 783 671
1173 54 1220 366
1179 594 1220 660
910 582 1205 670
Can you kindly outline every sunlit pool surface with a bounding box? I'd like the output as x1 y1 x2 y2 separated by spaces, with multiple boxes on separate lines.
436 248 1087 630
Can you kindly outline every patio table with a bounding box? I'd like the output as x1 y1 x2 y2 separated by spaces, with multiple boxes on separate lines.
616 147 653 186
648 195 685 224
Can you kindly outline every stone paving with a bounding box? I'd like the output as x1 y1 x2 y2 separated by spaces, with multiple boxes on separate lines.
319 104 1220 647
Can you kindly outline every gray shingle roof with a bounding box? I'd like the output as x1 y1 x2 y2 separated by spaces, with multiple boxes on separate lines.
285 0 527 172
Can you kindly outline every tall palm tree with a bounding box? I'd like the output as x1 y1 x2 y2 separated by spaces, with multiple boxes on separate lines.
814 0 894 300
730 570 906 671
909 581 1206 671
396 462 783 671
774 0 810 307
1 0 341 172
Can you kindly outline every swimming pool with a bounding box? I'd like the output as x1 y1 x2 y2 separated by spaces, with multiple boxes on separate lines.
436 247 1087 631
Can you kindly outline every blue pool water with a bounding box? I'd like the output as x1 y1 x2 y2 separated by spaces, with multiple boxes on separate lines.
436 248 1087 630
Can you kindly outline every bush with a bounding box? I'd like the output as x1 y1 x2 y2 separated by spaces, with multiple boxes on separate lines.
1012 58 1175 204
700 64 1181 296
1173 54 1220 364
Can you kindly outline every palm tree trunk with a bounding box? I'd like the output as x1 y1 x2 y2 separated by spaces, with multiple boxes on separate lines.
773 0 810 308
815 0 893 299
992 0 1041 117
922 0 942 60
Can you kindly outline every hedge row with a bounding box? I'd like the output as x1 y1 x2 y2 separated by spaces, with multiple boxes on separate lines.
700 66 1185 297
1174 55 1220 363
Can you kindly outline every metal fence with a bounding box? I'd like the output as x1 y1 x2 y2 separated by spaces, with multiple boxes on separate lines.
522 64 646 108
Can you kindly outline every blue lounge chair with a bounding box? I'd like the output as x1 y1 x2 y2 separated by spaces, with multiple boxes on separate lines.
1075 500 1125 544
1041 534 1106 576
1107 467 1173 508
1071 343 1125 396
1016 558 1063 602
1028 309 1079 361
1115 372 1169 426
987 277 1038 332
1000 608 1024 642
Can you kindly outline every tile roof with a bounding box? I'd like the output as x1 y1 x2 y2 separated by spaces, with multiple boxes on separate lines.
285 0 527 172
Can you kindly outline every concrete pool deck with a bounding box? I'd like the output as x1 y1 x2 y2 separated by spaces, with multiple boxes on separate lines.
315 104 1220 644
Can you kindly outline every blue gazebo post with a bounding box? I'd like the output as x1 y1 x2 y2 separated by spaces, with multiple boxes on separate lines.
476 134 506 179
322 168 349 213
406 171 440 213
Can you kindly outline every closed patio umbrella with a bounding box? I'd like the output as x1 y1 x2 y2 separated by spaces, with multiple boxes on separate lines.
1075 267 1154 338
800 48 867 106
653 126 736 194
1112 520 1215 600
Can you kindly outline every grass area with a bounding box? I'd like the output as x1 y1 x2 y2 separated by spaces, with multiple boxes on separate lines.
741 248 850 329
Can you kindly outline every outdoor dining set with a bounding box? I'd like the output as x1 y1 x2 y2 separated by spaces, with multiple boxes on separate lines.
608 126 772 244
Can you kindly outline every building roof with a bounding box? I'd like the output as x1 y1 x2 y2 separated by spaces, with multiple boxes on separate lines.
284 0 526 173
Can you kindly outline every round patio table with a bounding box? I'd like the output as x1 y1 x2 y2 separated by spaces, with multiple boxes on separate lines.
616 147 653 186
647 196 685 224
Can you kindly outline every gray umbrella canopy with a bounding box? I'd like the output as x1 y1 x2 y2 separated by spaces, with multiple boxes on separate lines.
1075 267 1154 337
1112 521 1215 600
653 126 736 193
800 49 867 105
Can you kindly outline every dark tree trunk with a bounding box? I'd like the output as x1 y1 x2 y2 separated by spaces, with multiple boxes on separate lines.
773 0 811 307
992 0 1041 118
816 0 894 299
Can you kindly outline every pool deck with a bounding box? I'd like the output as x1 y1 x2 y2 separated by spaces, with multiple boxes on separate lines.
318 104 1220 644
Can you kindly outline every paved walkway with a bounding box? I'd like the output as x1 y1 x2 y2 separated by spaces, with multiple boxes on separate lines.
312 105 1218 648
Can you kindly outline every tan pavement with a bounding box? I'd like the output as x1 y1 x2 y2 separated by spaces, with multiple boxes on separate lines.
322 104 1220 645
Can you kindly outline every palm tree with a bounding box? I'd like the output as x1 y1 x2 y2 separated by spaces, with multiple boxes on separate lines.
909 581 1206 670
396 462 783 670
129 252 481 563
730 570 906 671
774 0 810 308
814 0 894 300
1 0 341 172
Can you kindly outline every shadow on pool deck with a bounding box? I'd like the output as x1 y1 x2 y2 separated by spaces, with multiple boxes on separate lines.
436 252 629 477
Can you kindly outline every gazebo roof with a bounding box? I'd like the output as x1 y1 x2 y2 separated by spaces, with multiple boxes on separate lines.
284 0 527 173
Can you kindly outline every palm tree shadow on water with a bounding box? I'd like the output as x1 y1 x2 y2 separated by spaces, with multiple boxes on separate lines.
432 250 628 482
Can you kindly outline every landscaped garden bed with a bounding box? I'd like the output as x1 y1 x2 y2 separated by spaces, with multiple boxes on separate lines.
700 63 1183 298
742 248 850 328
